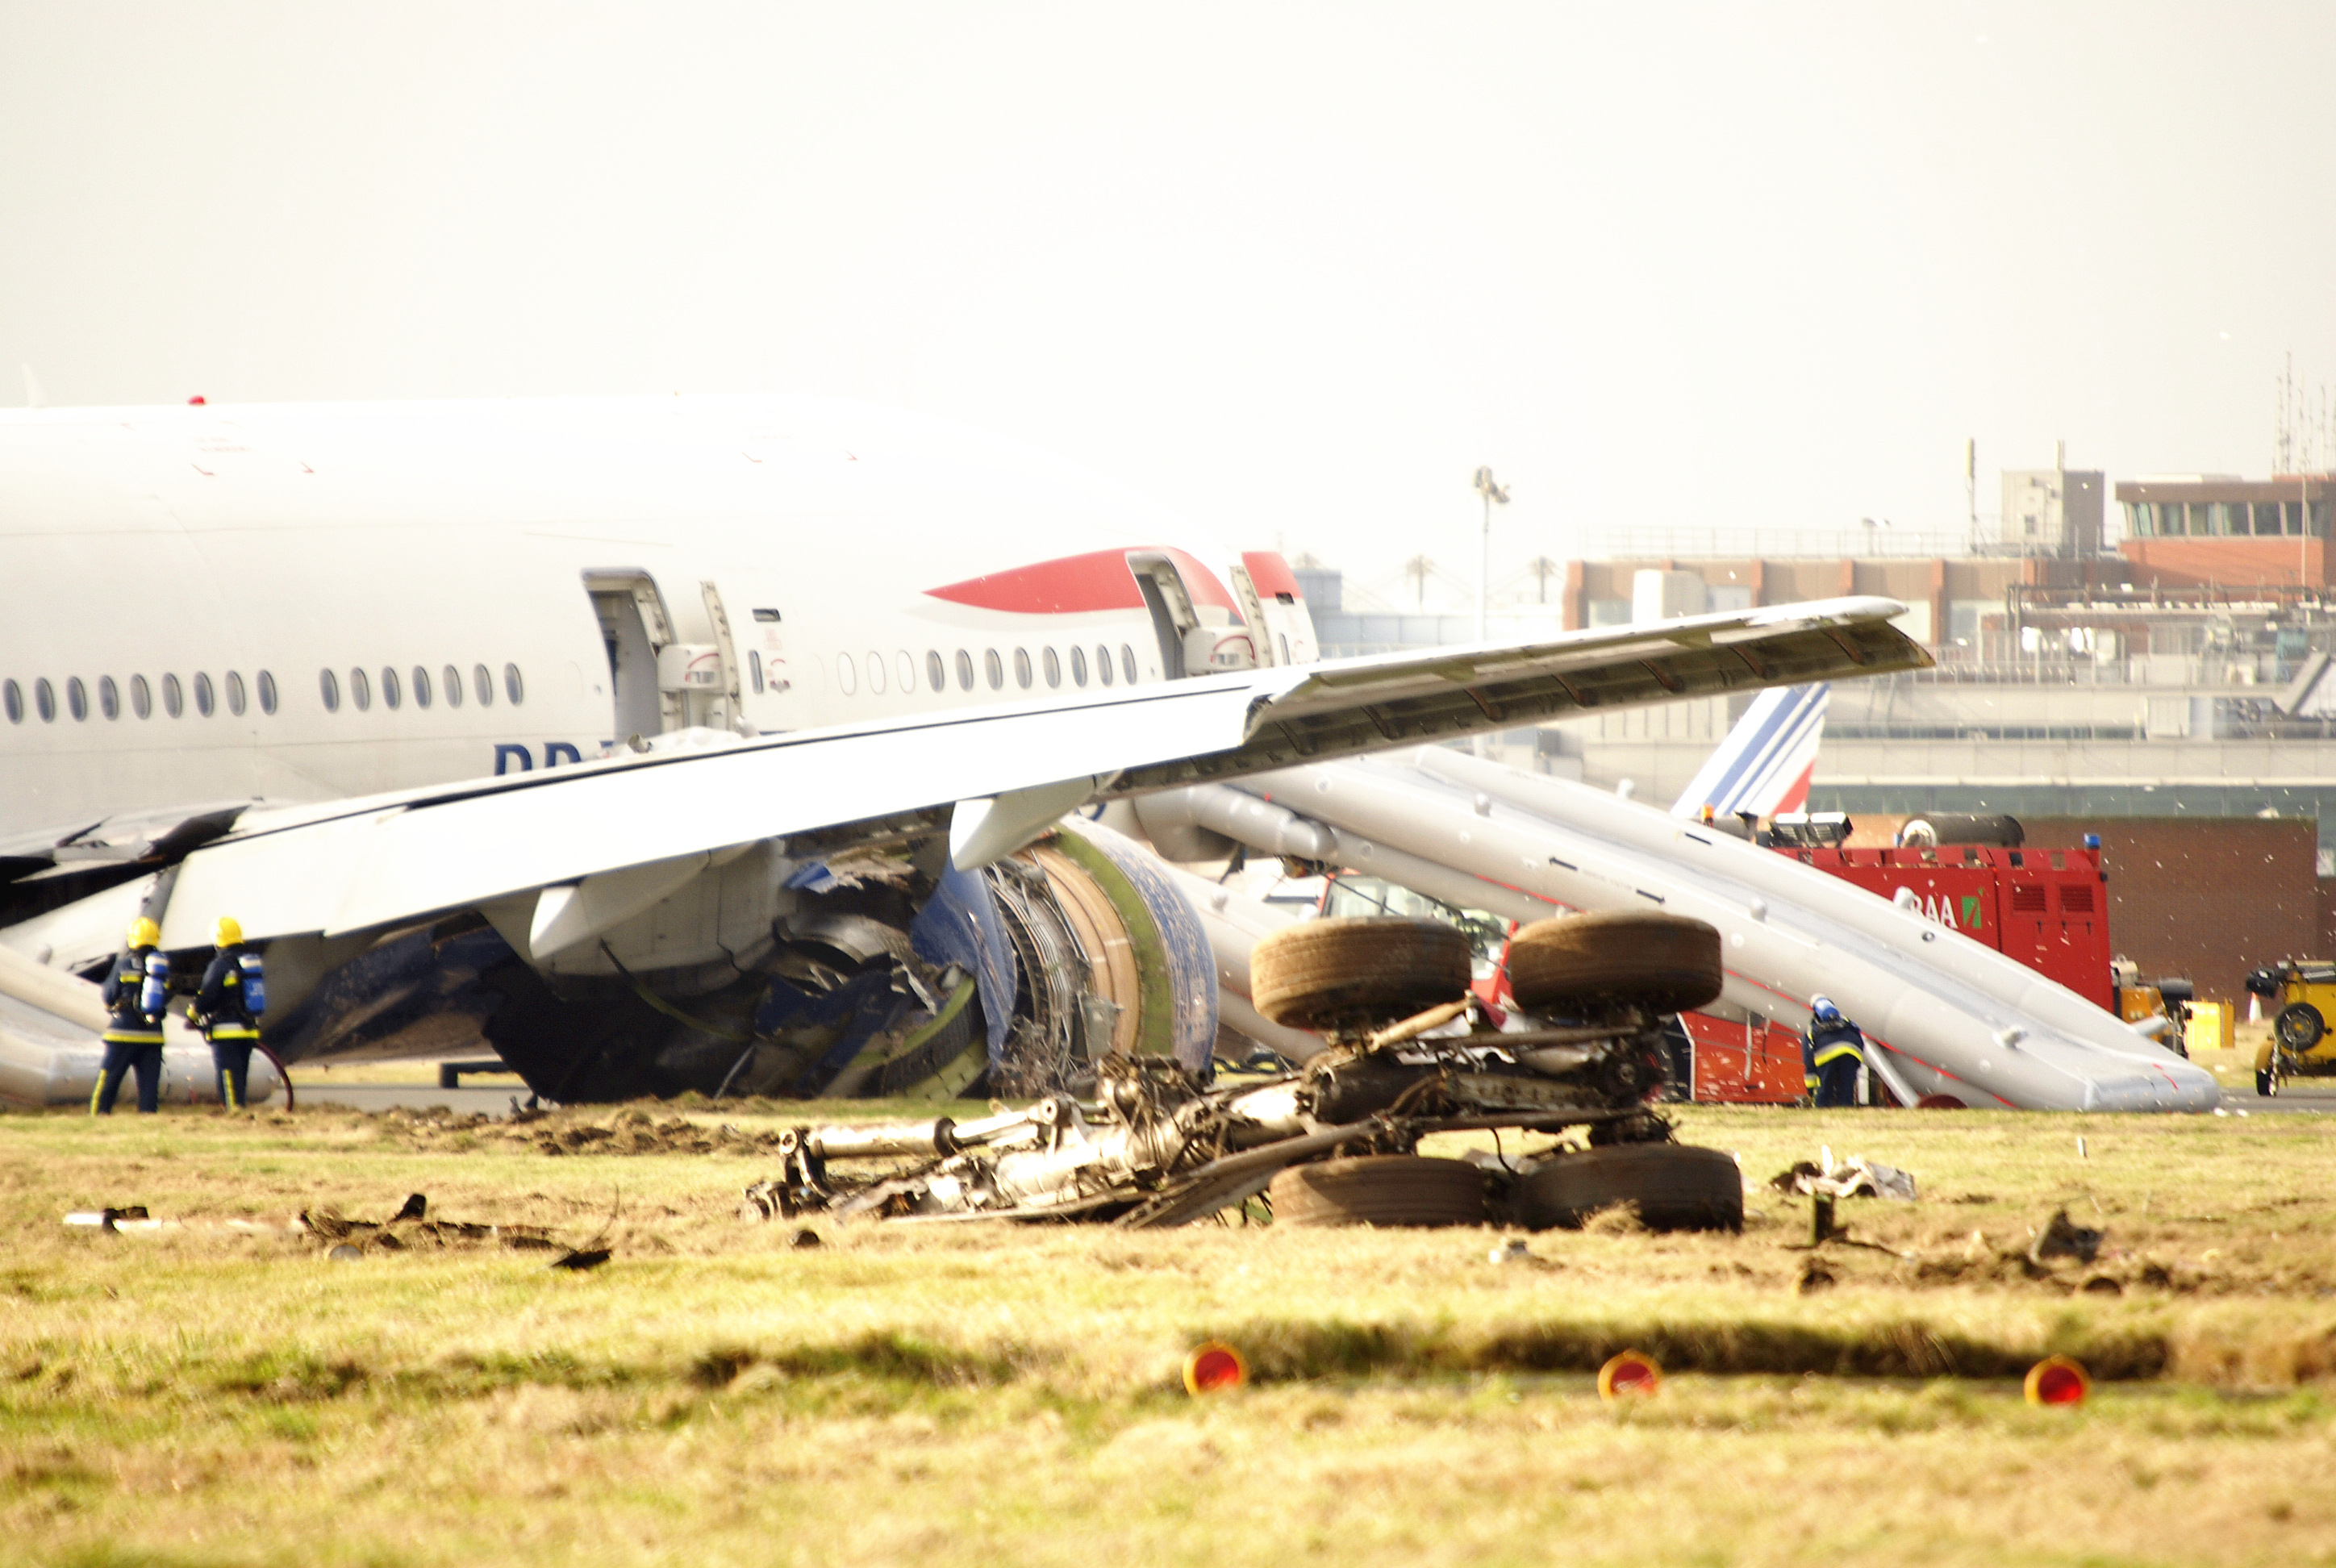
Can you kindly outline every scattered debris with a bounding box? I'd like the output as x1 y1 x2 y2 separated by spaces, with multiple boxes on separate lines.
790 1228 824 1249
549 1248 611 1271
1796 1258 1837 1295
298 1199 558 1253
1770 1152 1917 1202
1489 1238 1532 1265
327 1244 362 1263
2029 1209 2105 1266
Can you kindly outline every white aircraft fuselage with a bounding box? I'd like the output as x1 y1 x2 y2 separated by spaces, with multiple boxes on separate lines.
0 394 1312 839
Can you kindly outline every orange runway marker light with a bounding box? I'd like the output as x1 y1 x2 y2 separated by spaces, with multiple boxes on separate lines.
1597 1349 1662 1400
2025 1355 2091 1407
1183 1341 1248 1396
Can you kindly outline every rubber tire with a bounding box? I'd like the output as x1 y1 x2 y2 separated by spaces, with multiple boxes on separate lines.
1508 1144 1744 1232
2277 1003 2325 1053
2259 1068 2280 1098
1268 1155 1488 1228
1914 1093 1966 1110
1505 911 1725 1016
1249 918 1474 1030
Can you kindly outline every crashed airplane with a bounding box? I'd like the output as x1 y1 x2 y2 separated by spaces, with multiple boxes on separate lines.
0 394 1925 1114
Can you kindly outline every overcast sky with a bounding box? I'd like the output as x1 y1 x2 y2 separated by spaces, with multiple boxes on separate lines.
4 2 2333 595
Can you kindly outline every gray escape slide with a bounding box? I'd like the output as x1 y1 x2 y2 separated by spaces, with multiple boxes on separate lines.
1139 749 2218 1112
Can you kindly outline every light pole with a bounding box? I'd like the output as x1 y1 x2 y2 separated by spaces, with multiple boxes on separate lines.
1472 465 1510 642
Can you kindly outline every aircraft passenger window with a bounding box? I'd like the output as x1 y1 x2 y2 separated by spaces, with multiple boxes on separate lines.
867 652 886 695
1096 644 1113 686
99 676 119 720
1071 645 1088 686
162 673 183 718
349 668 370 712
320 669 340 712
131 674 152 719
984 649 1003 690
66 678 87 721
928 651 945 691
473 664 493 707
1013 648 1032 689
412 666 431 708
443 665 462 708
257 670 277 715
2 679 19 724
748 650 765 694
193 673 214 717
1043 647 1061 688
225 671 245 716
956 650 974 690
897 651 916 693
1121 644 1138 684
380 667 401 710
35 678 55 722
837 653 857 695
505 664 524 706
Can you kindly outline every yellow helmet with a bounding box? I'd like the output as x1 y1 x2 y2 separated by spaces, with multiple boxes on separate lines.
127 916 161 949
214 915 243 947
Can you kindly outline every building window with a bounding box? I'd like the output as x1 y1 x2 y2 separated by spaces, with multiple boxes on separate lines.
444 665 462 708
319 669 339 712
1121 644 1138 684
131 674 152 718
1071 645 1088 686
66 678 87 721
162 673 183 717
349 668 370 711
866 652 886 695
1096 645 1114 686
2 679 19 724
98 675 119 720
257 670 277 715
837 653 857 695
382 666 402 710
412 666 432 708
505 664 525 705
1013 648 1032 689
473 664 494 707
225 670 246 715
748 650 765 694
928 651 945 691
1042 647 1061 688
984 649 1003 690
35 678 55 722
956 649 974 690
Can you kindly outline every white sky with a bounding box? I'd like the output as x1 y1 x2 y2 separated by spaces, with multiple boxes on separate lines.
4 2 2334 592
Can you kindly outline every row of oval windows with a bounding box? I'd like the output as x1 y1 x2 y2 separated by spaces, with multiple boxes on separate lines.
5 670 278 724
798 642 1143 699
4 662 527 724
319 664 525 713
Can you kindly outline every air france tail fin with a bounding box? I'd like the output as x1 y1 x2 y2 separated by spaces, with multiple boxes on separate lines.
1671 682 1829 820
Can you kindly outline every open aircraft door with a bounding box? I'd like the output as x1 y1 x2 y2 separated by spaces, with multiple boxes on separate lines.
1128 550 1256 679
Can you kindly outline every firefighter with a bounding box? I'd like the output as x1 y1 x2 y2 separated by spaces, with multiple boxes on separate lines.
1806 994 1867 1108
94 917 169 1115
191 915 266 1111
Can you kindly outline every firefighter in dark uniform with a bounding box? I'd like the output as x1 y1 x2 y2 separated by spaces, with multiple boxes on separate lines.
1806 994 1867 1108
191 915 266 1111
94 917 170 1115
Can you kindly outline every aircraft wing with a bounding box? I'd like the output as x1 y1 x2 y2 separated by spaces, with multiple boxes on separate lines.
161 596 1927 948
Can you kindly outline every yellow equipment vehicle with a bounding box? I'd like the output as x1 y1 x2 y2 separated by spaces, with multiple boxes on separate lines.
2111 958 2192 1059
2245 961 2336 1097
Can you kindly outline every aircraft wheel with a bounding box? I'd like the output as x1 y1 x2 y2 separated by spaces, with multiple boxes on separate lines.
1249 918 1473 1031
1505 912 1725 1017
1508 1143 1744 1232
2259 1068 2281 1098
1267 1155 1488 1228
2276 1003 2325 1053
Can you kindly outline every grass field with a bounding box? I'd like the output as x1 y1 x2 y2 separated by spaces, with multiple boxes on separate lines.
7 1096 2336 1566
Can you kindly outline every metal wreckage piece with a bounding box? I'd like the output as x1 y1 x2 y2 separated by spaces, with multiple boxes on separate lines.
739 995 1678 1229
